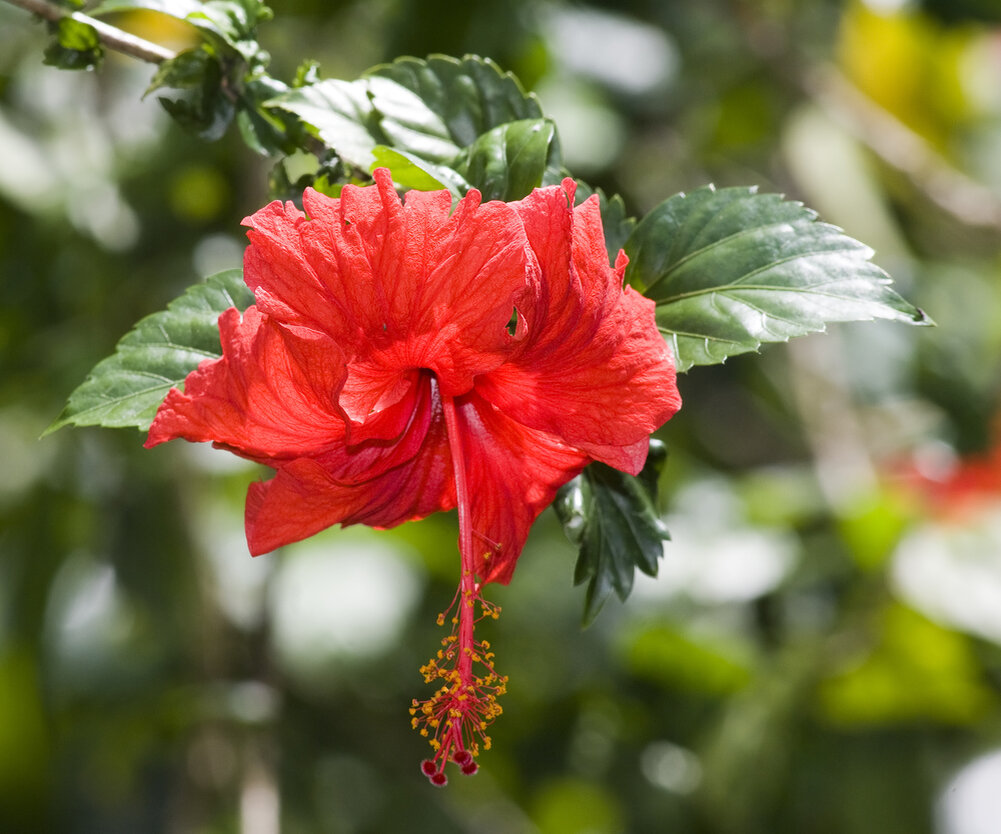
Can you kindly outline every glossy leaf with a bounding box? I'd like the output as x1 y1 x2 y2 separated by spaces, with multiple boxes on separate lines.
267 55 564 192
370 146 470 195
369 54 546 150
555 440 669 625
625 186 932 372
45 270 254 434
454 118 556 202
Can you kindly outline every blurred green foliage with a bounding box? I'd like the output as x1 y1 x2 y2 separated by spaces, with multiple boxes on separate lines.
4 0 1001 832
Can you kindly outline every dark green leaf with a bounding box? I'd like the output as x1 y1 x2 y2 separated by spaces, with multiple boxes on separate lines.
625 186 932 372
453 118 555 202
236 73 292 155
368 54 545 150
555 440 669 625
267 55 564 194
43 18 103 70
151 47 235 140
44 270 254 435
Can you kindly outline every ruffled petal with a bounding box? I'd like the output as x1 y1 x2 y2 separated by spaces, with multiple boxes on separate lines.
245 383 454 554
245 170 535 426
477 183 681 473
145 306 349 462
452 392 590 585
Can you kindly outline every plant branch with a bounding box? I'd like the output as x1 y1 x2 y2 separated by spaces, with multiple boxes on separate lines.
5 0 178 64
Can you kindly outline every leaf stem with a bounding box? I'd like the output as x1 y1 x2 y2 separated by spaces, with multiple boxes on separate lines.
4 0 177 64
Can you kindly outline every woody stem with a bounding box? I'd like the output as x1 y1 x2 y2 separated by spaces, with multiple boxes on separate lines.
441 394 477 689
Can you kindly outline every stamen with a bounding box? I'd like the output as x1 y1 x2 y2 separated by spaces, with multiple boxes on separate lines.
411 393 509 785
411 583 507 784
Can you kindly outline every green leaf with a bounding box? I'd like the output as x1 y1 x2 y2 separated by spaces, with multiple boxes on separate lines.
625 186 932 372
267 55 564 193
266 78 382 170
368 54 546 150
149 47 235 140
370 146 469 195
43 18 103 70
453 118 556 202
93 0 272 61
554 440 669 625
45 270 254 435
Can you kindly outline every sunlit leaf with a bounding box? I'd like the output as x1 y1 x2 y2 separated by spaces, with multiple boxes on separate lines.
370 146 470 195
266 78 382 170
267 55 564 194
45 270 254 434
625 186 932 372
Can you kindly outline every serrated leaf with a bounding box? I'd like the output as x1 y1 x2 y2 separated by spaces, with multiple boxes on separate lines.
368 54 545 150
555 440 669 625
267 55 564 195
625 186 932 372
45 270 254 435
453 118 555 202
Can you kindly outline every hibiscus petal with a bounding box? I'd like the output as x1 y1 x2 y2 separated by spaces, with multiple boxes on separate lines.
452 392 590 585
145 306 348 461
246 170 535 427
245 385 455 554
478 183 681 473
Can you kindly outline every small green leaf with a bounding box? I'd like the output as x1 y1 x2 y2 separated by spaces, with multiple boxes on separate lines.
150 47 235 140
453 118 555 202
625 186 932 372
43 18 103 70
370 146 469 195
555 440 669 625
45 270 254 435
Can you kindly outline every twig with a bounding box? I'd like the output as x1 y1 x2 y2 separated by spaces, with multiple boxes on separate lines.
4 0 178 64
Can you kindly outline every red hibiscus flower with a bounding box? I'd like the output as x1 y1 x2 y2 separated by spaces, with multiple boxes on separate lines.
146 168 681 784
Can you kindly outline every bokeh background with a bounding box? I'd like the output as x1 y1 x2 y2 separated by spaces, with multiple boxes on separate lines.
4 0 1001 831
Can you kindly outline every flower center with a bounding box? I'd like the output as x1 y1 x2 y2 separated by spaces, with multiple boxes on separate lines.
409 392 508 786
